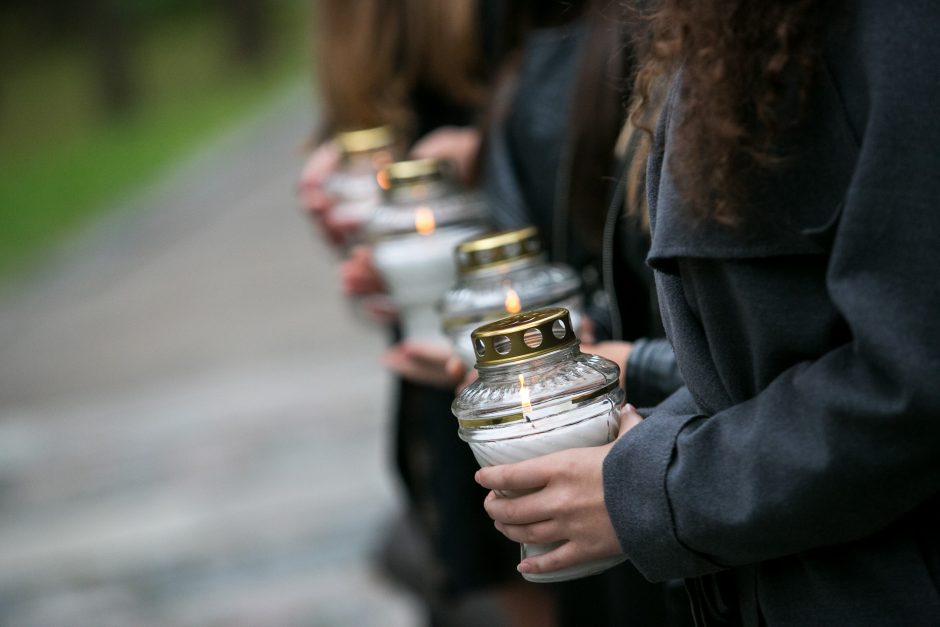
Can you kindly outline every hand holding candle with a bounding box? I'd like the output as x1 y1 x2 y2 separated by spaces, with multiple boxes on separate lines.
410 125 482 185
382 341 466 389
441 227 585 368
476 403 644 577
451 308 628 582
369 158 486 344
298 140 343 246
339 246 386 296
300 126 399 249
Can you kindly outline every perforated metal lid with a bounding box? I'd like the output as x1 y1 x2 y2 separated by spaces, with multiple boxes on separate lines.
335 125 395 155
378 158 450 191
455 227 541 274
471 308 577 366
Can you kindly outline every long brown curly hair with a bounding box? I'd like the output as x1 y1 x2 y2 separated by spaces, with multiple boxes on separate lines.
631 0 830 223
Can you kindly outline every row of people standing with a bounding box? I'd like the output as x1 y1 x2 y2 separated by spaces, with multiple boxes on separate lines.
476 5 689 623
476 1 940 626
301 0 940 625
301 2 532 624
301 1 690 625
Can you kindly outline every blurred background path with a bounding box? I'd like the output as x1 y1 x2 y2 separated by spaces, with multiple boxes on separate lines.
0 85 422 626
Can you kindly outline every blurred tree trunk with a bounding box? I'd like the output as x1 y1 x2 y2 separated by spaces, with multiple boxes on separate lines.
223 0 270 70
89 0 137 118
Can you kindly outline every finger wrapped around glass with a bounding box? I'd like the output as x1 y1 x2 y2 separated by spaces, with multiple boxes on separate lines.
451 308 627 582
440 227 584 367
368 158 487 344
324 125 399 242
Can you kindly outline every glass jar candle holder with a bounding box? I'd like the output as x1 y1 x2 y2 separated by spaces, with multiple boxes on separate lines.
451 307 627 582
440 227 584 367
324 125 399 245
369 158 487 344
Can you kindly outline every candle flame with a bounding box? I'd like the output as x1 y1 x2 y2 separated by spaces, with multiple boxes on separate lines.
415 207 435 235
504 288 522 314
518 373 533 418
376 169 391 190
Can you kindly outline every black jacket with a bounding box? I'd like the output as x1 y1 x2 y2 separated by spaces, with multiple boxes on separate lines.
603 0 940 624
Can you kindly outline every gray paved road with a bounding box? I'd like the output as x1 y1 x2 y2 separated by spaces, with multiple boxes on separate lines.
0 85 422 627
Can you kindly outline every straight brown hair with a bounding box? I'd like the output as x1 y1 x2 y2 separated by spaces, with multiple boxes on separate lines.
313 0 485 141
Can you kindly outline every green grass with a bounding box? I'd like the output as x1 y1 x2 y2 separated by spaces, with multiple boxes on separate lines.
0 3 312 280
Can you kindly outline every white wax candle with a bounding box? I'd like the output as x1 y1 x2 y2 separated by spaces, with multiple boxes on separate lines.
374 225 484 344
466 404 627 582
327 173 381 227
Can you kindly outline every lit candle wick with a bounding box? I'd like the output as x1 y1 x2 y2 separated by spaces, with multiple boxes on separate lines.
415 207 435 235
504 287 522 314
519 373 532 422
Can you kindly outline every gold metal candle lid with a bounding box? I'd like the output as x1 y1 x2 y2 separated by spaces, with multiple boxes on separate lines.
455 227 542 274
379 158 449 191
471 307 577 366
336 125 395 155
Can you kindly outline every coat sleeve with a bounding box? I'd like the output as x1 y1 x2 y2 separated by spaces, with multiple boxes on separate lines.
624 337 684 410
603 0 940 582
604 386 725 578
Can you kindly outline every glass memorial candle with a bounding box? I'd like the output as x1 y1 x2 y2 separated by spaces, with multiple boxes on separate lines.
324 125 398 243
451 307 627 582
369 158 487 344
440 227 584 367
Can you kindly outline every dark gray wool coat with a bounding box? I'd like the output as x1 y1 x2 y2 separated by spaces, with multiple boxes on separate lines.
603 0 940 625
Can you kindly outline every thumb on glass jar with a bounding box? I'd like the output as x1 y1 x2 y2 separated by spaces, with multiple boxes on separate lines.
617 403 643 439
